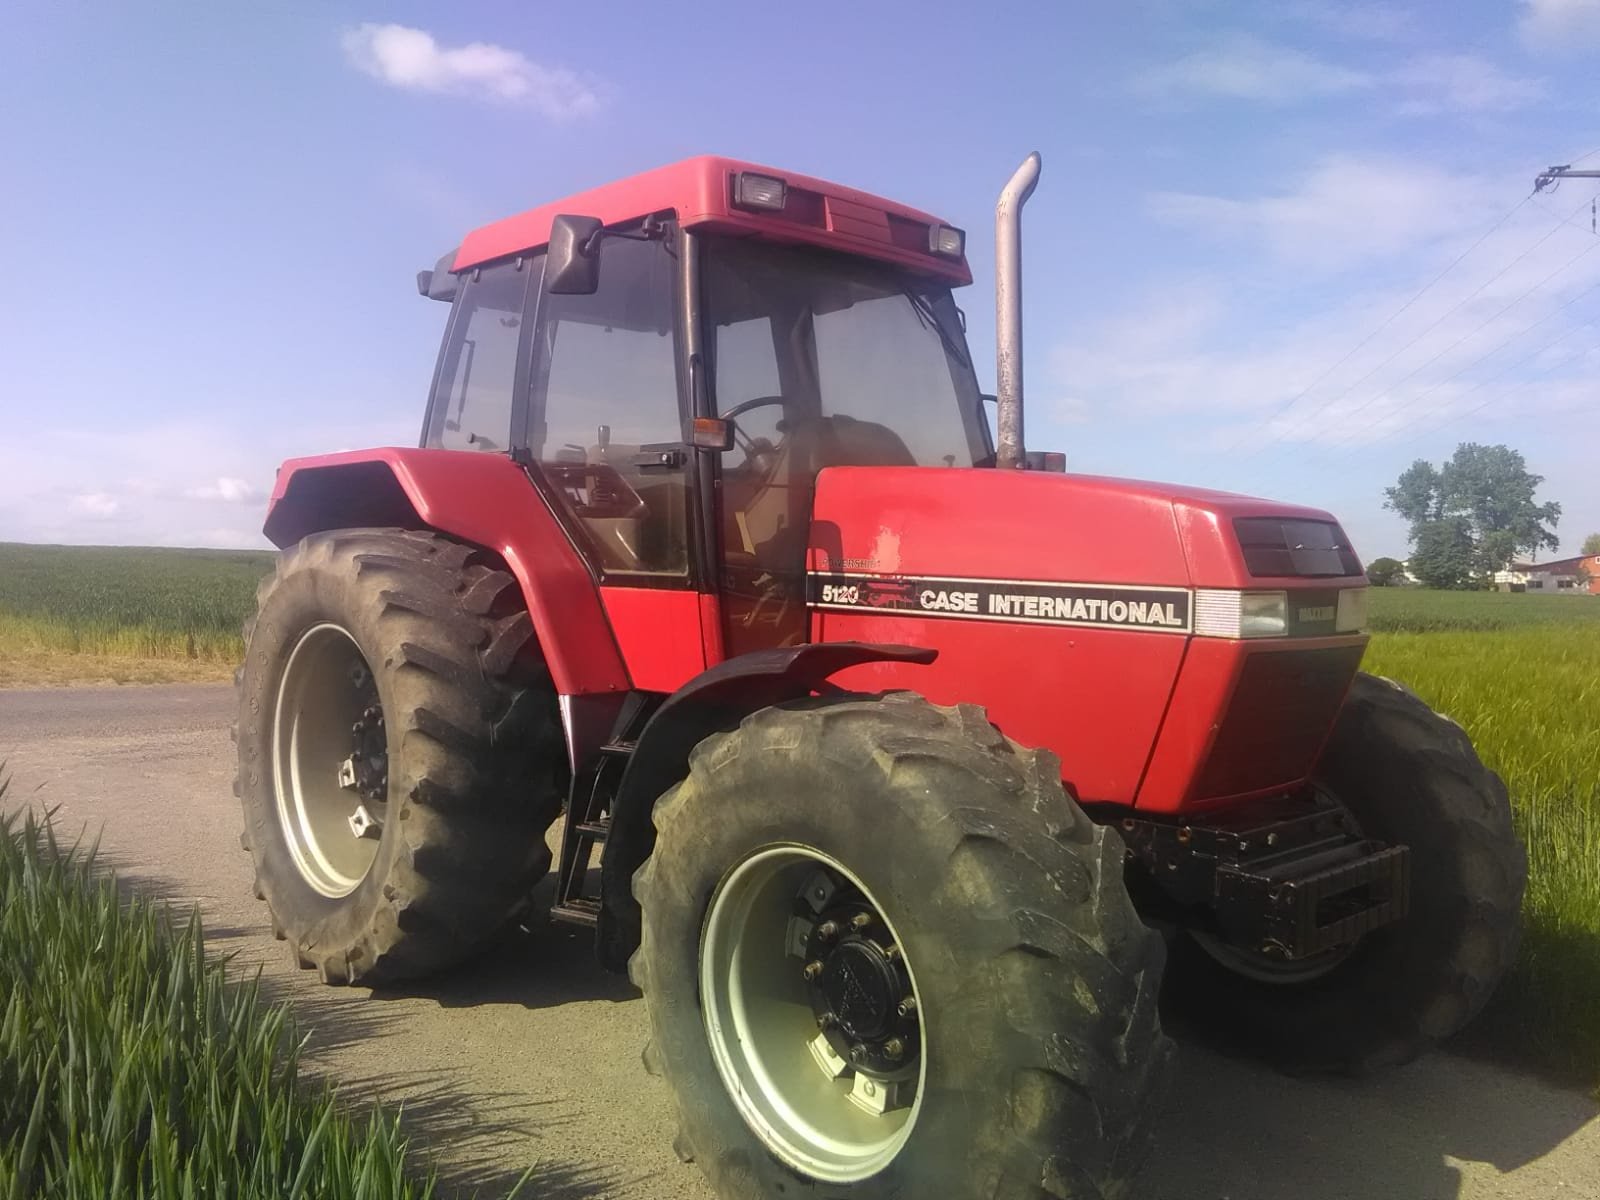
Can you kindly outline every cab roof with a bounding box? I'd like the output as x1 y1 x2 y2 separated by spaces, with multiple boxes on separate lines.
451 155 971 285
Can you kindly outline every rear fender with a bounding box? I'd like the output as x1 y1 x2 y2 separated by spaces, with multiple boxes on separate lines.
264 448 628 697
596 641 936 971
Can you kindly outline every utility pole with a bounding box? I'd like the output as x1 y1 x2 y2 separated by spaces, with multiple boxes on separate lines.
1534 164 1600 191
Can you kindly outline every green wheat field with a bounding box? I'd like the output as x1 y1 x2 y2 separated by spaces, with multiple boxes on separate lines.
2 542 1598 1081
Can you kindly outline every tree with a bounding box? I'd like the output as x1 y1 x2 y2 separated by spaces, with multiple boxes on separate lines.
1407 517 1477 589
1366 556 1406 587
1384 444 1560 584
1582 533 1600 556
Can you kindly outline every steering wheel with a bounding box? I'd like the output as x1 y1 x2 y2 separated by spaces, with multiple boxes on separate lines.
721 395 788 459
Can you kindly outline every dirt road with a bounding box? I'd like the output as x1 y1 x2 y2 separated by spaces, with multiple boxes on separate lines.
1 682 1595 1200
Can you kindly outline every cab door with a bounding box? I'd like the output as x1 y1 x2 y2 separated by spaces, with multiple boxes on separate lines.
522 228 708 692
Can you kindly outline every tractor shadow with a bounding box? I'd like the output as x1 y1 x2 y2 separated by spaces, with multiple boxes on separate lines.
369 868 639 1011
1143 1037 1596 1200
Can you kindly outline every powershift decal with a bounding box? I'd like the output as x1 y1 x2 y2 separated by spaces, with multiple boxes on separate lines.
807 573 1192 634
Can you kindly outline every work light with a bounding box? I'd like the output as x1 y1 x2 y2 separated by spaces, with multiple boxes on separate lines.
734 173 787 212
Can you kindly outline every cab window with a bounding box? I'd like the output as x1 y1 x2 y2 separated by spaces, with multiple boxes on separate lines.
425 260 532 452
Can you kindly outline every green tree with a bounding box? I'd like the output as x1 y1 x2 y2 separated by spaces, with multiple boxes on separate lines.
1366 556 1406 586
1582 532 1600 556
1407 518 1477 589
1384 443 1560 583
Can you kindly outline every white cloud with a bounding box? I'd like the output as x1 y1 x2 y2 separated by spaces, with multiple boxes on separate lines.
69 493 120 519
1135 38 1538 115
1051 181 1600 463
1149 156 1500 271
341 23 601 119
1390 54 1543 115
1287 2 1416 42
1519 0 1600 50
184 477 260 504
1134 35 1371 103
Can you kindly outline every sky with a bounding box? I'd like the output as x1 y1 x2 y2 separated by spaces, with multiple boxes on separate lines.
1 0 1598 560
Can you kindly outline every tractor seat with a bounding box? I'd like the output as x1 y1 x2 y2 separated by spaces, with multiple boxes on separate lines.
728 414 916 565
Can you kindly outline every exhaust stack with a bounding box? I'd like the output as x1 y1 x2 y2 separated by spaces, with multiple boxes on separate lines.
995 152 1041 471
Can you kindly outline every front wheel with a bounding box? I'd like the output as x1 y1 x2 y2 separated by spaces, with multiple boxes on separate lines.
1163 671 1527 1073
632 692 1173 1200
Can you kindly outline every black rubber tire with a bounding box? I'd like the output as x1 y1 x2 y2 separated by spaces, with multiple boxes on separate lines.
234 528 567 985
632 692 1174 1200
1163 671 1527 1074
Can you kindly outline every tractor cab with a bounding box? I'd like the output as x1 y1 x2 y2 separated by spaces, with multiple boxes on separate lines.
419 158 992 660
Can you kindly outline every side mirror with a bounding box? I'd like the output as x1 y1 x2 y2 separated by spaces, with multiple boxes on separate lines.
416 248 460 303
547 214 603 295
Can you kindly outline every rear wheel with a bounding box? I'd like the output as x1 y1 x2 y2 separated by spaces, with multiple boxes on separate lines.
234 528 567 985
632 692 1173 1199
1163 672 1526 1073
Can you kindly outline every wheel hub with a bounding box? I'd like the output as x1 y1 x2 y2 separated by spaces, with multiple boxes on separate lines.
805 906 920 1077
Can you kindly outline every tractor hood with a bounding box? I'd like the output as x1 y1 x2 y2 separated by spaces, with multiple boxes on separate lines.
805 466 1364 594
805 466 1370 812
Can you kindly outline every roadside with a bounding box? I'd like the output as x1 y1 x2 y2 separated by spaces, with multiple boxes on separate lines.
1 682 1596 1200
0 645 233 688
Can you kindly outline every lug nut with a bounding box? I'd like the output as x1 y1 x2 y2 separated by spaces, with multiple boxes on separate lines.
896 995 917 1018
817 920 839 941
884 945 901 963
883 1037 905 1060
849 1044 868 1063
803 960 824 981
817 1011 837 1030
850 912 873 931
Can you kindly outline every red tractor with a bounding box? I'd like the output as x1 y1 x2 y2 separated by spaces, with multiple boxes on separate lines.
236 154 1525 1198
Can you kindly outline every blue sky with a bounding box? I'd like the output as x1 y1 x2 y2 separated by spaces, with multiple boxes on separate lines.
2 0 1597 560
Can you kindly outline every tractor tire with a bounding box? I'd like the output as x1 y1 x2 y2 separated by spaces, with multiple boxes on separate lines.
631 691 1173 1200
234 528 567 985
1163 671 1526 1074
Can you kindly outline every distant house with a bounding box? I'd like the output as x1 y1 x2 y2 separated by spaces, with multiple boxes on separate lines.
1494 554 1600 594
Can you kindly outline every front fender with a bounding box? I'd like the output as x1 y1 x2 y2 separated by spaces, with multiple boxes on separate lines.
597 641 936 971
264 448 628 697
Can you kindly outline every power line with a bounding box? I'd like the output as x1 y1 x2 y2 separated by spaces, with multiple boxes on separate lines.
1284 232 1600 453
1318 293 1600 454
1242 189 1596 456
1214 192 1533 455
1390 339 1600 452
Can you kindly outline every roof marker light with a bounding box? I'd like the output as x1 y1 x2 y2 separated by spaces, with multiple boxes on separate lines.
929 225 966 257
734 172 787 212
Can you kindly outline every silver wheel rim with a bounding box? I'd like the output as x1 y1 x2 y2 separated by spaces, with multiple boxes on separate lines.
1191 931 1358 984
699 845 926 1183
271 623 384 898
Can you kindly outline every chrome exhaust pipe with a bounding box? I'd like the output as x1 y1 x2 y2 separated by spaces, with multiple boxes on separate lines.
995 152 1041 471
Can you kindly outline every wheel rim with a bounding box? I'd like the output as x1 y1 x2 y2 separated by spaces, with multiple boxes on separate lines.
699 845 926 1183
271 623 386 898
1191 931 1358 984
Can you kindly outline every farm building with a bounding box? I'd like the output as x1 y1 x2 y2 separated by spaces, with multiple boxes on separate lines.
1494 554 1600 594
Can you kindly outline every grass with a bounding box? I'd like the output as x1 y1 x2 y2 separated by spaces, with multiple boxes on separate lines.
0 777 460 1199
1369 585 1600 633
1361 589 1600 1085
0 543 273 685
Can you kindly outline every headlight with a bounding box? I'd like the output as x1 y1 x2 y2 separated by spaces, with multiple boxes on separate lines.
1336 586 1369 633
1194 589 1288 638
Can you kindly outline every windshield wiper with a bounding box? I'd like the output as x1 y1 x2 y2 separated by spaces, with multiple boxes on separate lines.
901 288 970 369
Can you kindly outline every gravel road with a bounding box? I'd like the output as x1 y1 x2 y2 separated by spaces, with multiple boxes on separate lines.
1 682 1595 1200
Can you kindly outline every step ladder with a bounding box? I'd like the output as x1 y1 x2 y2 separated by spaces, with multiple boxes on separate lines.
550 737 636 928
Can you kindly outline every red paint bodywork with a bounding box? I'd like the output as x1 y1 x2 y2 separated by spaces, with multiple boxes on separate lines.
454 155 971 285
806 468 1369 811
598 587 707 693
264 449 630 697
